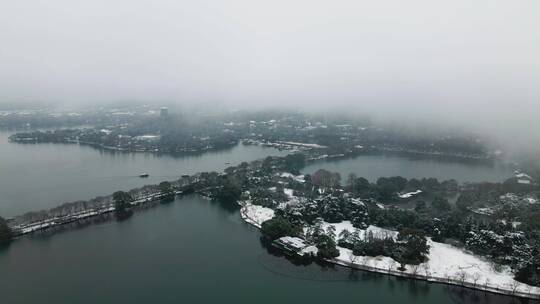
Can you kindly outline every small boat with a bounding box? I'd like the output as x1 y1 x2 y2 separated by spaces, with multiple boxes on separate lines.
139 173 149 178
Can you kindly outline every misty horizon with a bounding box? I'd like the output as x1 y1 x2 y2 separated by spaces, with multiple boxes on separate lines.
1 0 539 154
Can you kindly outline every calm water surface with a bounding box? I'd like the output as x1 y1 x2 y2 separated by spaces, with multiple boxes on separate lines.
0 131 288 217
302 154 513 183
0 196 523 304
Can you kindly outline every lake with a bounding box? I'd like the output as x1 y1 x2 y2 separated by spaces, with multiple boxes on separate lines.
0 133 526 304
0 131 288 217
302 153 513 183
0 195 521 304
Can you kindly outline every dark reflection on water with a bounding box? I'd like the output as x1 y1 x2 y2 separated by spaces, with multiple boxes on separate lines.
256 237 539 304
302 152 513 184
446 285 540 304
0 242 10 252
2 200 539 304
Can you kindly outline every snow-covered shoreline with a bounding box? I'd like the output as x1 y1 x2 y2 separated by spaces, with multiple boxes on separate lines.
239 203 540 300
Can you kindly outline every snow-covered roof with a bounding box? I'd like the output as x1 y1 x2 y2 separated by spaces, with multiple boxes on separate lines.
301 245 318 255
516 173 532 180
278 236 307 249
398 190 423 199
135 135 160 141
279 172 305 183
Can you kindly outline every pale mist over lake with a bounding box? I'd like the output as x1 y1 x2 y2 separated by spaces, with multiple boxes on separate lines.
1 1 540 304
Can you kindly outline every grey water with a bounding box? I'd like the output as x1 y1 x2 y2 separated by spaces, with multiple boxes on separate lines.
0 131 288 217
302 154 512 183
0 196 523 304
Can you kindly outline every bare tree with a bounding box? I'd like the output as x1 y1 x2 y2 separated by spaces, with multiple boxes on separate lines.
347 173 357 189
421 264 430 278
411 265 420 277
472 272 481 287
360 256 368 267
511 281 520 295
347 251 358 265
490 261 503 273
526 284 533 295
456 270 467 286
484 278 491 291
444 271 451 283
387 260 396 272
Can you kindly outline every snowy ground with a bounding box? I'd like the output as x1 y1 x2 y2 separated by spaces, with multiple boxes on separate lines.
239 202 274 228
276 187 301 209
239 209 540 298
284 188 294 199
324 221 540 297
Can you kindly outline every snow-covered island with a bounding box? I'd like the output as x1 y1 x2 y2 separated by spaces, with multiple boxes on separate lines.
240 202 540 299
233 163 540 300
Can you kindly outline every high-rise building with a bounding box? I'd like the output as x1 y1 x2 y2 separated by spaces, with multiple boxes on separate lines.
160 107 168 118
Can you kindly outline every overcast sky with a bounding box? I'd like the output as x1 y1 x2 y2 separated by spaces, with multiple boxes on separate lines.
1 0 539 149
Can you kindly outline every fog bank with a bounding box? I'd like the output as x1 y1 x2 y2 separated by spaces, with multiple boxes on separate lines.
1 0 539 153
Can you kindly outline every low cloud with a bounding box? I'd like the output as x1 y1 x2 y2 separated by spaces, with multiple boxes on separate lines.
1 0 539 154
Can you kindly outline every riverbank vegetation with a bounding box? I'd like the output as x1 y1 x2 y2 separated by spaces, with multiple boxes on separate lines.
0 217 12 244
113 191 134 219
261 216 303 241
159 182 176 203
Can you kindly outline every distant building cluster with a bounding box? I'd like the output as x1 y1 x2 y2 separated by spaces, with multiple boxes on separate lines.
515 171 533 184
